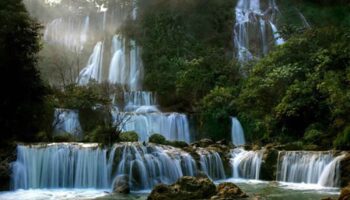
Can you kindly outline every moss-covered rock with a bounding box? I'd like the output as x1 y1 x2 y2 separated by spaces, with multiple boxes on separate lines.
166 140 189 148
211 182 248 199
191 138 215 148
149 134 166 144
119 131 139 142
147 176 216 200
112 175 130 194
260 145 279 181
52 133 75 142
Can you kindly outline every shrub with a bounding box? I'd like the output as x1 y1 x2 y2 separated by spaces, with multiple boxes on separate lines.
52 133 75 142
119 131 139 142
334 126 350 150
149 133 166 144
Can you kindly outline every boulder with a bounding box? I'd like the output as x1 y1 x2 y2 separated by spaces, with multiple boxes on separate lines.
339 184 350 200
112 175 130 194
147 176 216 200
340 154 350 187
211 182 248 199
260 146 279 181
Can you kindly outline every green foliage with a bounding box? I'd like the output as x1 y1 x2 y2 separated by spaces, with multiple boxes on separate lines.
334 126 350 150
197 87 236 140
0 0 48 143
236 27 350 148
149 134 167 144
85 125 118 146
119 131 139 142
52 133 75 142
166 140 189 148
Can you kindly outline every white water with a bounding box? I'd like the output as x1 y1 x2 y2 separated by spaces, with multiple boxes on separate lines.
115 143 197 190
11 143 197 191
108 35 143 91
231 117 246 146
12 144 114 189
113 112 190 142
198 149 226 180
234 0 284 61
277 151 343 187
77 42 104 85
230 148 263 180
53 109 82 137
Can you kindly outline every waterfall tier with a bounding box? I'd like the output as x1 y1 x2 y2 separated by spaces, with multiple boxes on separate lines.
277 151 344 187
197 149 226 180
230 148 263 180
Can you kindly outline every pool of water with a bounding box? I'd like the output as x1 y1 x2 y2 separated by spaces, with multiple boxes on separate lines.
0 180 340 200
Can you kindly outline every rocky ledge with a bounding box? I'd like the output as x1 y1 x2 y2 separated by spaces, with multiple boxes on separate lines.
147 176 248 200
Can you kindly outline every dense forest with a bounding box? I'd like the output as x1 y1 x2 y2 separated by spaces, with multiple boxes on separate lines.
1 0 350 151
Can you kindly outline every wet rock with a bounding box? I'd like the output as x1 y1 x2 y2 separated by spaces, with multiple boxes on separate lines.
260 145 279 181
339 184 350 200
147 176 216 200
211 182 248 199
191 138 215 148
112 175 130 194
340 153 350 187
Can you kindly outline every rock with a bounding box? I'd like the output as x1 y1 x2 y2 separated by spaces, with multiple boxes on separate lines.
211 182 248 199
339 185 350 200
340 154 350 187
260 147 279 181
191 138 215 148
112 175 130 194
147 176 216 200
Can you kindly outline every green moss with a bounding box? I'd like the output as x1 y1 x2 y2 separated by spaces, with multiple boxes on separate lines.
149 134 167 144
334 126 350 150
119 131 139 142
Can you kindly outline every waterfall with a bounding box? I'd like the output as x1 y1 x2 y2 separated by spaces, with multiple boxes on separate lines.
124 91 157 112
12 143 197 191
113 112 191 143
44 16 90 52
108 35 143 90
77 42 104 85
233 0 284 61
53 108 82 137
230 148 263 180
12 144 114 189
115 143 197 190
198 149 226 180
276 151 343 187
269 22 285 45
231 117 246 146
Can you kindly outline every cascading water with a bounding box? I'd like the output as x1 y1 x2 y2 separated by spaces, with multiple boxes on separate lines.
277 151 344 187
114 143 197 190
113 112 191 143
230 148 263 180
11 143 197 191
198 149 226 180
231 117 246 146
233 0 284 61
12 144 114 189
77 42 104 85
53 108 82 137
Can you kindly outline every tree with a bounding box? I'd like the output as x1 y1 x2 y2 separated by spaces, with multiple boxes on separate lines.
0 0 47 143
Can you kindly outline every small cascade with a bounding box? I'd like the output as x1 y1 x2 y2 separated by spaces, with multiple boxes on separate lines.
233 0 284 61
77 42 104 85
277 151 342 187
12 143 198 191
231 117 246 146
198 149 226 180
269 22 285 45
113 112 191 142
124 91 157 112
53 108 82 137
230 148 263 180
115 143 197 190
12 144 114 189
